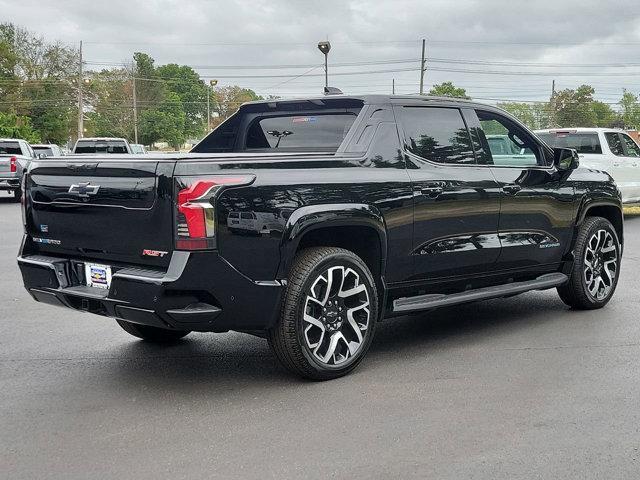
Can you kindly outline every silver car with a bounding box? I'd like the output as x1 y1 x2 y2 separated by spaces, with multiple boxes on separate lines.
0 139 36 202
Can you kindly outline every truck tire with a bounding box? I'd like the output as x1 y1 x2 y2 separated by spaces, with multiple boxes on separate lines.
116 319 190 342
12 188 21 203
558 216 621 310
267 247 378 380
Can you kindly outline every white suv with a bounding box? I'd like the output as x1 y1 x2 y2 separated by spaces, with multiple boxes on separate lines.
535 128 640 203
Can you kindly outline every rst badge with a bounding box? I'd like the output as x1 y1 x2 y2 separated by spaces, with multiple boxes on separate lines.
142 249 168 258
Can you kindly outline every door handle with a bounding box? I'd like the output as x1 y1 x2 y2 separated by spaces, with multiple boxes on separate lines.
420 184 444 197
503 184 522 195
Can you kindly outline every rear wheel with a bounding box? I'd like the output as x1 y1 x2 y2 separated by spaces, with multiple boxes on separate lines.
267 247 378 380
558 216 621 309
12 188 21 203
116 319 190 343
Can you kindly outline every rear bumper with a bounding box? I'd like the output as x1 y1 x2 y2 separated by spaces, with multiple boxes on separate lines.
17 247 284 332
0 177 20 190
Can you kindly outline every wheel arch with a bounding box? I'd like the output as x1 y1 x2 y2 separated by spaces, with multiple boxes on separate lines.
277 203 388 286
577 201 624 248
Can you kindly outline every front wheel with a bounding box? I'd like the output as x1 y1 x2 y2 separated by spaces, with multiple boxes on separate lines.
268 247 378 380
558 216 621 309
116 319 190 343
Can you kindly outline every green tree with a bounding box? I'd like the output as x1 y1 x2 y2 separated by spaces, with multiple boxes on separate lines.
0 111 40 142
214 85 262 121
89 69 133 139
428 81 470 99
0 23 78 143
139 91 186 149
552 85 597 127
497 102 537 129
619 90 640 129
591 100 619 128
156 63 208 138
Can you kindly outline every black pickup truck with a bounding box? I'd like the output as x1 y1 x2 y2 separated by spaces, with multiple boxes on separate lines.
18 94 623 380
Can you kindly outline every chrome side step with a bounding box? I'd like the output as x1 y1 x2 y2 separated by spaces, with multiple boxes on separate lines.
393 273 568 313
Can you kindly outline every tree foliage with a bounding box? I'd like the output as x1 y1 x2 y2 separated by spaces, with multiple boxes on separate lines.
0 111 40 142
213 85 262 121
620 90 640 129
428 81 470 99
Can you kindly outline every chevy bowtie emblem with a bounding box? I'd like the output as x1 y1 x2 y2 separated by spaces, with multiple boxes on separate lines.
68 182 100 197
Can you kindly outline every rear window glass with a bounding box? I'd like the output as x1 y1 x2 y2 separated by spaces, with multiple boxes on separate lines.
33 146 54 156
74 140 128 154
537 132 602 154
245 114 356 151
0 142 21 155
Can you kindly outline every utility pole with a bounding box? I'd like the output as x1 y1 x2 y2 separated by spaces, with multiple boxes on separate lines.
132 75 138 144
550 79 556 127
392 78 395 95
419 38 426 95
206 86 210 132
77 40 83 140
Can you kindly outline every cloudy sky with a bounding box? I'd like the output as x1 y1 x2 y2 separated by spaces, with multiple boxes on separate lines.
3 0 640 105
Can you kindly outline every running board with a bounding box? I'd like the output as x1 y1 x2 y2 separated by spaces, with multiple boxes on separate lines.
393 273 568 313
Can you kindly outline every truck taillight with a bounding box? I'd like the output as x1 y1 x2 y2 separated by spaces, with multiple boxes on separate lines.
175 175 254 250
10 156 17 173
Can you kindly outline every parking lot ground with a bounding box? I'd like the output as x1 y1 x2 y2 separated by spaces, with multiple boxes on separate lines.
1 192 639 479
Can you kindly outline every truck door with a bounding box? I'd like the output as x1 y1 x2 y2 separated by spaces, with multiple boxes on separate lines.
616 132 640 203
395 105 502 282
470 109 575 271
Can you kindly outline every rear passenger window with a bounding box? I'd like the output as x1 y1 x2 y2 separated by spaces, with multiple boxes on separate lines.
400 107 475 165
605 133 624 156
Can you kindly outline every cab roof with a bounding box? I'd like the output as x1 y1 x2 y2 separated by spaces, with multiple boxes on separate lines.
240 93 487 109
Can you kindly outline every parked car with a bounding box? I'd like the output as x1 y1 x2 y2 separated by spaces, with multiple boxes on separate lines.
485 134 538 166
130 143 147 154
227 211 286 235
72 137 132 154
31 144 64 158
0 138 36 201
18 94 623 380
535 128 640 203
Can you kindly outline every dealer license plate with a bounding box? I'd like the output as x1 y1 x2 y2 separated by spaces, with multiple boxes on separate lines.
85 263 112 289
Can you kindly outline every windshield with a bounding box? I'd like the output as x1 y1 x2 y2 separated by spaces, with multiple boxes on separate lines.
537 132 602 154
0 141 22 155
74 140 129 154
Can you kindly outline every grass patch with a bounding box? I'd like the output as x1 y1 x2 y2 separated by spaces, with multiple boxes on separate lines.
624 205 640 216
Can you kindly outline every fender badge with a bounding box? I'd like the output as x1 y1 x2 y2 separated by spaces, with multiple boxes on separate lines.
32 237 61 245
142 249 168 258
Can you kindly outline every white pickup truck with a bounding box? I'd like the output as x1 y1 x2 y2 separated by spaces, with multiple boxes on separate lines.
0 138 37 201
535 128 640 204
72 137 132 154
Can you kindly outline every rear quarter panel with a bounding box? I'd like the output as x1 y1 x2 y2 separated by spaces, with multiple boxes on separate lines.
174 154 414 283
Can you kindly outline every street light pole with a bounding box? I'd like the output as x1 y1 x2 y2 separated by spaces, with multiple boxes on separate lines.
208 79 218 132
317 41 331 88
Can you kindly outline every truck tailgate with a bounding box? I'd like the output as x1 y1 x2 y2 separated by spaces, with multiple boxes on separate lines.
25 159 175 268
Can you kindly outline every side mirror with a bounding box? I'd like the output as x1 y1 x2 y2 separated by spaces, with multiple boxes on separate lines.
553 147 579 172
37 153 47 159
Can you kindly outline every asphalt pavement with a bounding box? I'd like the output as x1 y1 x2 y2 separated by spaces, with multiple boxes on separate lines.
1 191 639 479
